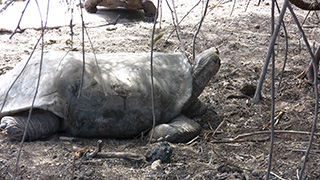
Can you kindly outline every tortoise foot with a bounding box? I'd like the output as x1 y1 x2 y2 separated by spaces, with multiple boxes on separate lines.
142 0 157 22
84 0 102 13
149 115 201 143
1 116 24 141
0 110 60 141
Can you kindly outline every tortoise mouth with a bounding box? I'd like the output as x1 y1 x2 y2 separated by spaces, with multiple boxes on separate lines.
183 48 221 111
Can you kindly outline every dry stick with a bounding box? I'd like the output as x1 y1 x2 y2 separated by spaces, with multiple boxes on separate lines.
94 152 145 161
164 0 186 57
0 39 44 124
158 0 162 29
0 1 54 113
77 0 86 99
244 0 251 12
9 0 31 39
70 156 76 180
274 0 289 92
14 0 50 179
230 0 236 16
189 0 226 33
169 0 186 56
77 141 144 161
288 0 320 10
83 24 108 96
270 172 286 180
85 15 120 28
301 10 311 26
287 4 319 179
289 148 320 154
147 0 160 144
192 0 210 62
252 0 288 104
0 0 15 14
76 0 110 95
69 0 75 50
77 3 119 97
265 0 276 179
85 140 102 158
165 0 201 43
0 45 41 114
204 118 226 140
211 130 320 143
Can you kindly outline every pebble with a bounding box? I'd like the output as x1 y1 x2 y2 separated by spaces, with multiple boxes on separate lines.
150 159 162 171
145 141 172 163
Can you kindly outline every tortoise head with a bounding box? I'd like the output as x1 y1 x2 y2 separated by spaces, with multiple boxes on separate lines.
182 48 221 112
191 48 220 98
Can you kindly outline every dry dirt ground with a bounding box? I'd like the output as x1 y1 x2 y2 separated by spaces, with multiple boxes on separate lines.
1 0 320 179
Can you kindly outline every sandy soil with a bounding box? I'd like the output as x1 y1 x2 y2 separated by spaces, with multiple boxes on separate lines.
1 0 320 179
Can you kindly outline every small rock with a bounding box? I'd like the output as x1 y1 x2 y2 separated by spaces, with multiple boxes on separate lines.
59 136 75 141
145 141 172 163
252 169 265 177
84 169 94 176
106 27 117 31
240 84 256 97
150 159 162 171
254 24 260 29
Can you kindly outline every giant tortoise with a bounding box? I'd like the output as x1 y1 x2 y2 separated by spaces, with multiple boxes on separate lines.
84 0 157 21
0 49 220 142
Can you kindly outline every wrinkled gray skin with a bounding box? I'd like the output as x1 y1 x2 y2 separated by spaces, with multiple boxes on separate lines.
84 0 157 21
0 49 220 142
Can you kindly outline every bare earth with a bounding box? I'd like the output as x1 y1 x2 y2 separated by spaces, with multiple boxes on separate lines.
1 0 320 179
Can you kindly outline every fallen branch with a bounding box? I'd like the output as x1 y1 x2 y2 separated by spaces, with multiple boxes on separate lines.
94 152 146 161
288 148 320 154
204 118 226 140
289 0 320 10
78 140 145 161
210 130 320 143
85 15 120 28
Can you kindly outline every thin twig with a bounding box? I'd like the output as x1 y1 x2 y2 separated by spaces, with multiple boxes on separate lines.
9 0 31 39
287 3 319 179
85 15 120 28
266 0 276 178
210 130 320 143
274 0 289 92
83 21 107 96
77 0 85 98
252 0 288 104
270 172 286 180
69 0 75 50
89 151 145 161
230 0 236 16
204 119 225 140
192 0 210 62
165 0 201 42
14 0 50 179
164 0 186 56
158 0 162 28
301 10 311 26
94 152 145 161
288 148 320 154
0 0 15 14
70 156 75 180
245 0 251 12
147 0 160 144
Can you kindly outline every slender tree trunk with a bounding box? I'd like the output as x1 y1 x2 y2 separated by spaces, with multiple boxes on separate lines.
306 47 320 83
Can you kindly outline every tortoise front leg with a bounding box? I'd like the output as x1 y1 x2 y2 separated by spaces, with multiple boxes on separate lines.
84 0 103 13
142 0 157 22
0 110 60 141
149 115 201 143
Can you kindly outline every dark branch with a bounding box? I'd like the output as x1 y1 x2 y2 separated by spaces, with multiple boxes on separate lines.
289 0 320 10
